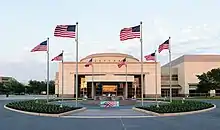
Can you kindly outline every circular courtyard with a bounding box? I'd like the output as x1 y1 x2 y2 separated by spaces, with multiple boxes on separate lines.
1 97 220 130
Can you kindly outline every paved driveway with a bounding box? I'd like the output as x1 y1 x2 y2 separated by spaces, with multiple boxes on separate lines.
1 99 220 130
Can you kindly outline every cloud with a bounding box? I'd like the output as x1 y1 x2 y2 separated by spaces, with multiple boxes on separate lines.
2 20 220 81
0 61 58 83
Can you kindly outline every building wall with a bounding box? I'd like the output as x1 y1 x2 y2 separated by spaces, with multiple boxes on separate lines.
184 62 220 84
55 72 59 95
56 54 220 97
56 53 161 97
161 55 220 96
174 62 187 95
144 63 161 96
0 76 12 83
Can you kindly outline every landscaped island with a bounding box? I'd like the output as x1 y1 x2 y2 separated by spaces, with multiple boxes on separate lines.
6 100 82 114
136 100 214 113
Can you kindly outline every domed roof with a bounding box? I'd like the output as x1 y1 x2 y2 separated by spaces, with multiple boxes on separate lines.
80 53 139 62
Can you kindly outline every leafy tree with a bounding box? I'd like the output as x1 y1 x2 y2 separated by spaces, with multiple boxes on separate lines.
0 82 6 94
49 80 55 94
28 80 55 94
196 68 220 93
3 78 25 94
0 79 55 95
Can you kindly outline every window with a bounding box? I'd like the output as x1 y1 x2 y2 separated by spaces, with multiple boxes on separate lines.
172 75 178 80
161 76 169 80
161 75 178 81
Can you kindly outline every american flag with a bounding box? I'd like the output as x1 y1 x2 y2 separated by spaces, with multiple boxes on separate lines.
51 52 63 61
144 52 156 61
85 58 93 67
31 40 47 52
104 101 117 108
158 38 170 53
120 25 140 41
54 25 76 38
118 58 126 68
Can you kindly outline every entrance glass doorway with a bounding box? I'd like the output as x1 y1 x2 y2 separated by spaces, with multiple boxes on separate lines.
95 82 121 96
102 85 117 96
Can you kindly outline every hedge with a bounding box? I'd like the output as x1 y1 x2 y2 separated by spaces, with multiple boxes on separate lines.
6 100 82 114
136 100 214 113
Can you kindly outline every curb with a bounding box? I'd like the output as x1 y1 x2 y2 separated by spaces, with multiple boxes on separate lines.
136 100 169 104
132 107 160 116
4 105 87 117
62 115 156 119
132 104 216 117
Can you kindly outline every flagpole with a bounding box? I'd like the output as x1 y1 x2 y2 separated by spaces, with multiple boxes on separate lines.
125 58 128 99
75 22 79 107
46 37 50 103
168 37 172 102
140 21 144 106
61 50 64 102
92 59 94 99
155 50 159 107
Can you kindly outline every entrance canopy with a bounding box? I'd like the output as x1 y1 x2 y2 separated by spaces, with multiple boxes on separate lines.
85 75 134 82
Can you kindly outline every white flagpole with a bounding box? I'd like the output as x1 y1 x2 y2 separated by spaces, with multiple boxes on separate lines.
92 59 94 99
61 50 64 102
125 58 128 99
155 50 159 107
46 37 50 103
140 21 144 106
75 22 79 107
168 37 172 102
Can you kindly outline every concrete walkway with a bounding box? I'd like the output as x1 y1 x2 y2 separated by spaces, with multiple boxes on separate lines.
70 109 149 116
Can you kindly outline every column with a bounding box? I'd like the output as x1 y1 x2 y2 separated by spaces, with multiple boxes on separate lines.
91 82 95 99
123 83 128 99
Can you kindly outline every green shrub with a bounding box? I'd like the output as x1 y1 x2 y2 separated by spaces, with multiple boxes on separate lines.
6 100 82 114
136 100 214 113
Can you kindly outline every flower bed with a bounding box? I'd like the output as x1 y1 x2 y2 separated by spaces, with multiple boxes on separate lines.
136 100 214 113
6 100 82 114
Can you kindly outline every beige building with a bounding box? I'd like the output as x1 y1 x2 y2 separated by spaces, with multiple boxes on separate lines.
55 53 220 98
161 55 220 96
55 53 161 98
0 76 12 83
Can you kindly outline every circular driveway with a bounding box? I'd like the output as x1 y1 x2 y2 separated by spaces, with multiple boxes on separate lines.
1 99 220 130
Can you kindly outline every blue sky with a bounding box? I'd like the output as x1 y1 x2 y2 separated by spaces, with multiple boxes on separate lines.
1 0 220 83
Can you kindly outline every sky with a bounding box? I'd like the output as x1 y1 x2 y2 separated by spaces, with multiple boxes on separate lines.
1 0 220 83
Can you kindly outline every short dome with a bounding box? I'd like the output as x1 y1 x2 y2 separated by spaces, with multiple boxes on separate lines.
80 53 139 62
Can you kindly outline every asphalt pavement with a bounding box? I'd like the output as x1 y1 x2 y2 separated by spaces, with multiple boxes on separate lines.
1 96 220 130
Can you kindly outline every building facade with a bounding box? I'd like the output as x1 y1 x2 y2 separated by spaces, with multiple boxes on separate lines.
161 55 220 96
0 76 12 83
55 53 220 98
55 53 161 98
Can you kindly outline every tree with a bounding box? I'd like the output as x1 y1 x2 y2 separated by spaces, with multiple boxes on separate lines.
0 79 55 95
0 82 6 94
3 78 25 94
196 68 220 93
28 80 55 94
49 80 55 94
